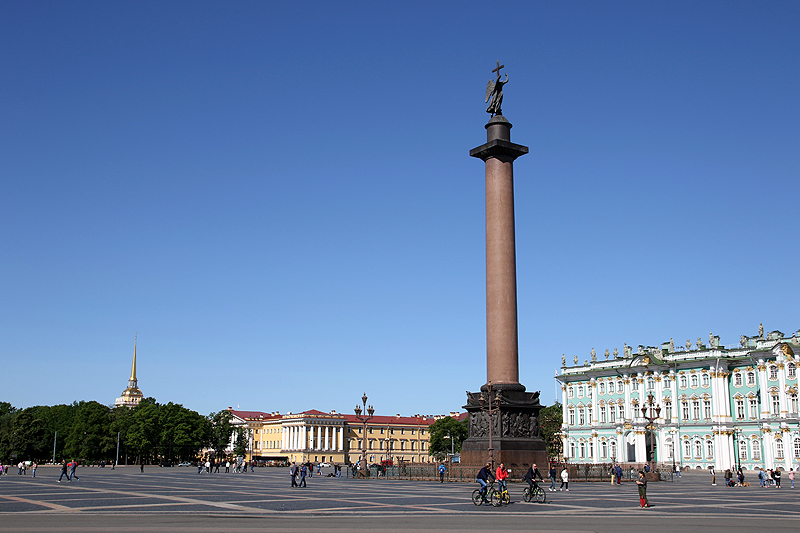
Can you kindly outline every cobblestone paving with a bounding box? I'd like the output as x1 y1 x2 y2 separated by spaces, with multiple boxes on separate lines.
0 467 798 531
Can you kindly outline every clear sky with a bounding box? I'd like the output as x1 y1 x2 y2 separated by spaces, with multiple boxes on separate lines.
2 1 798 417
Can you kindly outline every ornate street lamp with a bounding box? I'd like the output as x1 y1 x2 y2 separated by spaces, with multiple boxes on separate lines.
733 426 742 471
641 392 661 467
478 381 500 469
354 393 374 474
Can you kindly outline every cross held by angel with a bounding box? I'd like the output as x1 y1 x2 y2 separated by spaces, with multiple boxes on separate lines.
485 60 508 116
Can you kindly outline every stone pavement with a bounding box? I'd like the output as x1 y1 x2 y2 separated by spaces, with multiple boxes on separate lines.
0 466 798 531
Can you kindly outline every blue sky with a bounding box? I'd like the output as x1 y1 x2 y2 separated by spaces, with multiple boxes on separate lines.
2 1 798 417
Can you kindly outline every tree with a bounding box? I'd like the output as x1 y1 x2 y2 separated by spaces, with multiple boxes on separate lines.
427 416 468 460
10 409 47 461
538 403 563 459
127 399 160 464
233 427 251 458
207 410 234 459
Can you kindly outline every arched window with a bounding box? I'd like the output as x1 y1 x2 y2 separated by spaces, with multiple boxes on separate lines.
775 439 784 460
706 440 714 458
752 440 762 461
680 375 687 388
771 392 780 415
664 402 672 420
749 398 758 419
608 381 615 394
664 377 671 389
694 440 702 458
791 393 799 415
568 387 574 399
632 379 639 391
692 400 700 420
609 405 616 423
734 373 742 387
610 441 618 461
600 406 607 424
569 408 575 425
794 437 800 459
703 399 712 419
691 375 699 388
570 441 576 458
683 440 691 458
682 401 689 421
739 440 748 460
769 366 778 380
789 362 797 379
702 374 710 387
601 440 608 459
579 407 586 426
747 372 756 386
599 382 605 394
647 377 655 390
579 442 586 459
577 386 584 398
588 406 593 423
735 398 745 419
617 380 623 392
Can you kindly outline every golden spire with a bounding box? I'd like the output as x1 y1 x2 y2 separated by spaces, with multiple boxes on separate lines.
129 332 137 382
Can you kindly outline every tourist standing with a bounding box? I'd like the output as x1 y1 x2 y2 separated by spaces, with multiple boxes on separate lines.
636 471 650 508
439 462 446 483
774 468 782 488
290 462 298 487
710 468 716 485
549 464 557 491
789 468 795 488
559 466 569 491
299 464 307 487
31 462 37 478
615 464 623 485
225 460 230 473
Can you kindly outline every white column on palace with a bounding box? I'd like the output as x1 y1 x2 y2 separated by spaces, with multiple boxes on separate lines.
623 374 631 421
758 360 769 418
670 370 678 423
762 428 774 469
590 379 598 424
337 426 343 451
324 426 330 450
778 355 788 418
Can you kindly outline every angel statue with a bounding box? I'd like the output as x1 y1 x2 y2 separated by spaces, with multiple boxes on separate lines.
485 60 508 116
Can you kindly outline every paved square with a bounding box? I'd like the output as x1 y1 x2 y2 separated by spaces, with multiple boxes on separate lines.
0 467 798 531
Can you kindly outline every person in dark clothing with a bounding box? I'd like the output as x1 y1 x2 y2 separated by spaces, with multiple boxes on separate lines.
299 464 307 487
636 471 650 508
523 463 544 494
57 461 70 482
290 463 298 487
476 462 495 500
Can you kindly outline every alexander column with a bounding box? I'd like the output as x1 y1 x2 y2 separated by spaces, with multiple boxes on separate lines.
461 62 547 470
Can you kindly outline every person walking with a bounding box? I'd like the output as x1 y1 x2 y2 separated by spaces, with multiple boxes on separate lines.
438 462 446 483
549 464 557 491
299 464 307 487
615 464 623 485
57 460 70 482
559 466 569 491
290 463 298 487
31 462 37 478
789 468 795 488
225 461 230 473
774 468 782 488
710 468 716 486
69 460 79 481
636 470 650 508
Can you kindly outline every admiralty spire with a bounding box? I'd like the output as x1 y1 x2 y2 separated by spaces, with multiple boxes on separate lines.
115 334 144 407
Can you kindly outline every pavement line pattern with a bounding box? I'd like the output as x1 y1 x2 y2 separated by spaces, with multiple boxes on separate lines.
0 495 73 512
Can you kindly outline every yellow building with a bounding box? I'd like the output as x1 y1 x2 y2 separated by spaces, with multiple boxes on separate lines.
115 336 143 408
228 408 460 464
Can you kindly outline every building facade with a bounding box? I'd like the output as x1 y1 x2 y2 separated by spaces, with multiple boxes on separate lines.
556 327 800 471
229 409 463 464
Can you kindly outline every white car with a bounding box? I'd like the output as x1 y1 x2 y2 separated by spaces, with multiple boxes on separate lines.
319 462 330 468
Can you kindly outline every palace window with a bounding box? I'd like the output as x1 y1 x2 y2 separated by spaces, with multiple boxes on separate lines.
666 439 673 460
706 440 714 458
589 442 594 459
664 403 672 420
694 440 702 458
682 401 689 421
588 387 593 398
619 404 625 419
609 405 616 423
747 372 756 386
579 442 585 459
692 400 701 420
702 374 710 387
579 408 586 426
578 386 584 398
734 373 743 387
647 378 655 390
771 393 780 415
617 380 623 392
600 406 607 424
735 399 745 420
790 393 799 415
749 398 758 419
753 441 762 461
739 440 748 460
683 440 691 458
569 408 575 426
632 379 639 391
769 366 778 380
601 440 608 459
691 375 699 388
609 381 615 394
680 376 688 388
570 442 576 458
775 439 784 460
599 382 605 394
664 378 671 389
703 400 712 420
588 407 593 423
610 441 617 460
794 437 800 459
789 362 796 379
568 387 574 399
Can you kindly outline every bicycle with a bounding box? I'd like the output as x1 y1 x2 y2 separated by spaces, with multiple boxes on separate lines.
522 482 546 503
491 482 510 506
472 481 496 506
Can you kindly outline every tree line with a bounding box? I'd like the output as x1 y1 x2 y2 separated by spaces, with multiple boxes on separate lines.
0 399 248 465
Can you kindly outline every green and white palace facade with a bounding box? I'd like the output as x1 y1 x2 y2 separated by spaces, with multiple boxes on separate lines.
556 326 800 471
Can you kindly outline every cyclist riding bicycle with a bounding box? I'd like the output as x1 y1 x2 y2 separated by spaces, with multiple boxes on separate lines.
476 462 495 498
495 463 509 493
523 462 544 493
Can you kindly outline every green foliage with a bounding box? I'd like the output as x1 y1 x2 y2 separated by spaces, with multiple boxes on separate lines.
208 410 234 457
233 426 251 457
427 416 468 460
538 403 563 459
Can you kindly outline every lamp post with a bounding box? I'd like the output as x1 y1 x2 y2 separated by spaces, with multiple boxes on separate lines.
732 426 742 471
668 428 677 475
640 392 661 468
478 381 500 469
354 393 374 473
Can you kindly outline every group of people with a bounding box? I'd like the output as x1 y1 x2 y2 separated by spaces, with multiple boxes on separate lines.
57 460 79 482
475 462 572 502
757 467 793 488
289 462 340 487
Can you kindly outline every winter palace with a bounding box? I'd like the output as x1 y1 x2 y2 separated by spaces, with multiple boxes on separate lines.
556 325 800 471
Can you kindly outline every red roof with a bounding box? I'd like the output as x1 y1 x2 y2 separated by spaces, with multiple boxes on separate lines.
229 409 281 421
